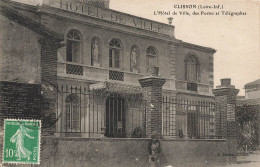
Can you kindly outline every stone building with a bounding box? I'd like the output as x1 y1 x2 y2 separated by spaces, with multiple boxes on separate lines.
0 0 216 139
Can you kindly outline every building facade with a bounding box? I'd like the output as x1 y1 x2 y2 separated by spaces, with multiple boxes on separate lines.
0 0 216 139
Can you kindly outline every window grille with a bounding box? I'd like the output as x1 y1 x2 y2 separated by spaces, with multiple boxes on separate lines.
109 70 124 81
66 64 83 76
187 82 198 91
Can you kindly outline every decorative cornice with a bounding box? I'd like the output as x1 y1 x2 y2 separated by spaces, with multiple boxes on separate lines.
36 5 177 43
212 88 239 97
177 41 216 53
39 38 65 49
139 76 166 88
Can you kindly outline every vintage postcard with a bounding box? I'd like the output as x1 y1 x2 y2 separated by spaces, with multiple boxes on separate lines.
0 0 259 167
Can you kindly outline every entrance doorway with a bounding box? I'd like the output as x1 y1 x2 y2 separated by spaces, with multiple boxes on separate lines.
105 96 126 137
187 112 199 139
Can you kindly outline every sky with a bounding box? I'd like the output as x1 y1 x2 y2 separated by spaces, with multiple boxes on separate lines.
11 0 260 95
109 0 260 96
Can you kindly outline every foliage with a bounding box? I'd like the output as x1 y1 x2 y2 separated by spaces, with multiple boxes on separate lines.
236 105 260 150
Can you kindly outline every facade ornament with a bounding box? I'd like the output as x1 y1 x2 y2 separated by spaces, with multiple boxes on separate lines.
92 39 100 67
130 47 138 73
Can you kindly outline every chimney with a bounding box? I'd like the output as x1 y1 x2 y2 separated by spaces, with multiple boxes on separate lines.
216 78 235 89
167 17 173 25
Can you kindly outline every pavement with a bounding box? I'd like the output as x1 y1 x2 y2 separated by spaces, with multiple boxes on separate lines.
216 151 260 167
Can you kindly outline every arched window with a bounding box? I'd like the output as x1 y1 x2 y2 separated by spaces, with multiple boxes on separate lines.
66 30 81 63
109 39 122 68
146 46 158 72
65 94 80 132
185 55 200 82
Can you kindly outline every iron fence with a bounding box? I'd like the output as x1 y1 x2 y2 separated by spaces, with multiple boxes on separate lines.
56 85 223 139
57 85 146 138
162 97 223 139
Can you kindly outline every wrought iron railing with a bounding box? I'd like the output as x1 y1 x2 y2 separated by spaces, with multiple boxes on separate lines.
162 97 223 139
187 82 198 91
56 84 222 139
66 64 83 75
109 70 124 81
57 85 145 138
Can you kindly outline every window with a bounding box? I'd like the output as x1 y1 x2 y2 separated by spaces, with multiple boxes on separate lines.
66 30 81 63
185 55 199 82
65 94 80 132
146 46 158 72
109 39 122 68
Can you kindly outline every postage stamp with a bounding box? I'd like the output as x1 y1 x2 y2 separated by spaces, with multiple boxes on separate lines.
2 119 41 164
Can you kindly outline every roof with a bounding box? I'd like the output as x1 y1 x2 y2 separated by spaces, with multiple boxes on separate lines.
0 0 64 42
244 79 260 88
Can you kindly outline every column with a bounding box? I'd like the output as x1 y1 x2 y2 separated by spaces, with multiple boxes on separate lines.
139 74 166 138
213 78 239 139
39 38 64 136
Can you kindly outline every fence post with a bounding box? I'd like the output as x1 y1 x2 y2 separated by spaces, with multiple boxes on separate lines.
139 74 166 138
39 38 64 136
213 78 239 138
213 78 239 164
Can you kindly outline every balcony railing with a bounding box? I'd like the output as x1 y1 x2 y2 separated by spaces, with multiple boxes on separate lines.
58 62 145 85
187 82 198 91
66 64 83 76
109 70 124 81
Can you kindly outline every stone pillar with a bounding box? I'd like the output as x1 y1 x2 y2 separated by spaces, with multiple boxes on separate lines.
213 78 239 139
39 38 64 136
139 75 166 138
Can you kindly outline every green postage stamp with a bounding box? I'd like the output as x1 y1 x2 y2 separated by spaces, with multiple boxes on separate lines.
3 119 41 164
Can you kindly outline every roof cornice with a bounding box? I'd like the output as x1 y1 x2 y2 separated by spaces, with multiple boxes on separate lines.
177 41 216 53
36 5 178 43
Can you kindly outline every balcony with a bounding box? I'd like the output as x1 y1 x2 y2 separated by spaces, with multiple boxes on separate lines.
66 64 83 76
57 62 144 85
187 82 198 91
175 80 213 95
109 70 124 81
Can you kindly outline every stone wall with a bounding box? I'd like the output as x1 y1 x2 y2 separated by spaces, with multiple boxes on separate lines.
0 13 41 84
0 137 236 167
0 81 41 132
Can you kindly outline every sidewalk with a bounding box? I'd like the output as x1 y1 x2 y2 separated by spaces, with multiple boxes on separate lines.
217 151 260 167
